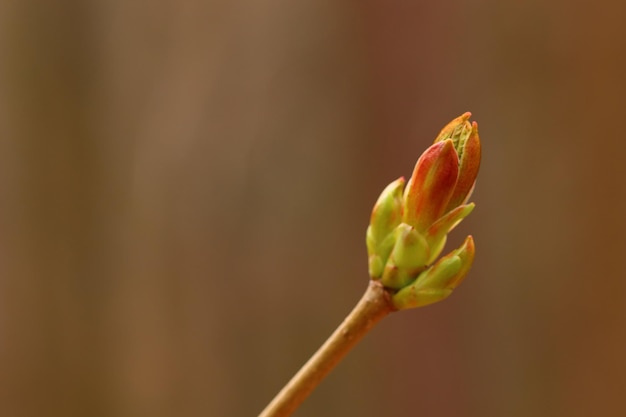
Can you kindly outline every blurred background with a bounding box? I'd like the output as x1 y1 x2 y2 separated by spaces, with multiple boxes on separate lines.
1 1 626 416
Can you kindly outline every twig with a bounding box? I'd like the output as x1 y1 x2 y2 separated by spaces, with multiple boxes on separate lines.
258 280 395 417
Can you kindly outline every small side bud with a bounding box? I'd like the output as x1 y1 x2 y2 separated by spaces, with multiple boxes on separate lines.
392 236 475 309
367 226 396 278
380 223 429 290
366 177 405 278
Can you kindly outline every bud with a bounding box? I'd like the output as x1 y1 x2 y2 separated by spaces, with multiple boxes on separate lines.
392 236 475 310
401 112 481 256
366 177 405 278
434 112 472 144
434 112 481 212
403 140 459 234
365 113 480 306
447 123 481 211
380 223 429 290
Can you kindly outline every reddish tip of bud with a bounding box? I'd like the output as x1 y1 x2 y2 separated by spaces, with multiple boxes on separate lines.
434 112 472 144
446 122 481 211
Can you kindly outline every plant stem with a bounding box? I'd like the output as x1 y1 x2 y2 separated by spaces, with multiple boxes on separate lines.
258 280 395 417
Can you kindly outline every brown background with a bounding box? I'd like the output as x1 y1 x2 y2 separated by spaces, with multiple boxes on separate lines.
1 1 625 416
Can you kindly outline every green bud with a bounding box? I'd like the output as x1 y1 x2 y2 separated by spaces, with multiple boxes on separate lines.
366 177 405 278
367 226 397 278
380 223 429 289
392 236 475 309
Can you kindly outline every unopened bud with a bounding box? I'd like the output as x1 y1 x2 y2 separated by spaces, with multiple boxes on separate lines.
366 177 405 278
392 236 475 309
380 223 429 290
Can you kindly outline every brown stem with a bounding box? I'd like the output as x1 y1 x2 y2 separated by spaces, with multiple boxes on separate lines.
258 280 395 417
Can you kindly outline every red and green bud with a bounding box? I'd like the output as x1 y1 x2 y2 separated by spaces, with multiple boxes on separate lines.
433 112 481 212
366 113 480 307
403 112 481 234
434 112 472 144
392 236 475 310
403 140 459 234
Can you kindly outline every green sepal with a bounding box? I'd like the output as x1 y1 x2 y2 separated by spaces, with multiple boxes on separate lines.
425 203 474 264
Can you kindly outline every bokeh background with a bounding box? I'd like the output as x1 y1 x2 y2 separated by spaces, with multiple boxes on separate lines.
1 1 626 416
